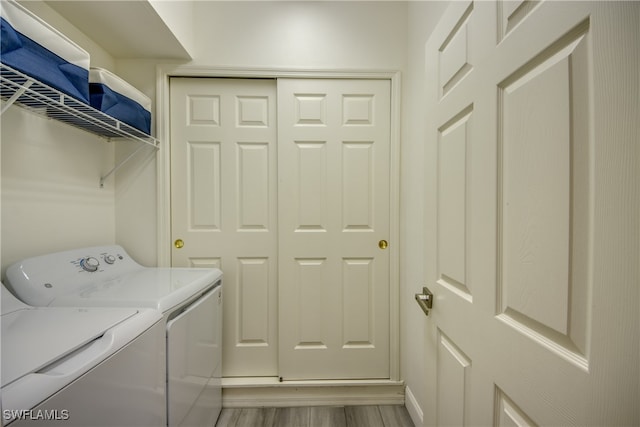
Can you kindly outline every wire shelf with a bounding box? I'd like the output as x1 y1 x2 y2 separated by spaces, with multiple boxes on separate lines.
0 63 159 148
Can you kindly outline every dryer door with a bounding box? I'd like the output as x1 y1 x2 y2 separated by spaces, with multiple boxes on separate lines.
166 286 220 427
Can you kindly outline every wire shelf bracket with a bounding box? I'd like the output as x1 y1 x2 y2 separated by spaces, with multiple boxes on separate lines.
99 142 152 188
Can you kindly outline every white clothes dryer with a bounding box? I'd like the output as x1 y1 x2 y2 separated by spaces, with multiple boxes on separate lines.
5 246 223 427
1 284 165 426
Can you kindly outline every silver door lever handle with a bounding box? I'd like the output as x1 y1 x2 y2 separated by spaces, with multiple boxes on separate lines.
415 286 433 316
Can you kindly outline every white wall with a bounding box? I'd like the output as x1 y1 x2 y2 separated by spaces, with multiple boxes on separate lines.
149 0 196 57
401 2 449 424
16 1 116 71
190 1 407 69
1 1 117 275
111 60 161 267
1 108 115 272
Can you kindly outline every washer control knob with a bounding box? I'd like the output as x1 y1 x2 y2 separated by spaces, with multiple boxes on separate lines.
103 254 116 265
80 257 100 272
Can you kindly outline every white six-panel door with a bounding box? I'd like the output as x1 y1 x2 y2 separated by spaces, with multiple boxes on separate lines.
170 77 393 380
277 79 391 380
423 1 638 425
170 78 279 377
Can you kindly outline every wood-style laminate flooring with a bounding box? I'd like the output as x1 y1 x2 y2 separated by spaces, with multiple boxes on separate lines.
216 405 414 427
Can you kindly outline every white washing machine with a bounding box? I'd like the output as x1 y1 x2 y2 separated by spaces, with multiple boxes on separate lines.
1 284 165 426
5 246 223 427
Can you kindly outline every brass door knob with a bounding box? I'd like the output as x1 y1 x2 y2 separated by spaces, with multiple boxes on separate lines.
378 240 388 249
174 239 184 249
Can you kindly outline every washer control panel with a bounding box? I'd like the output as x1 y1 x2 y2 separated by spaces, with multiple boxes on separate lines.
5 245 143 306
74 250 129 274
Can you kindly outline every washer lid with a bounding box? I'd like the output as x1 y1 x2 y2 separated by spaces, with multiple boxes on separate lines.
1 304 138 387
49 268 223 313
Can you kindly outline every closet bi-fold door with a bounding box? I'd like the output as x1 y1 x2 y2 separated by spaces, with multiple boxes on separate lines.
170 78 278 377
277 78 391 380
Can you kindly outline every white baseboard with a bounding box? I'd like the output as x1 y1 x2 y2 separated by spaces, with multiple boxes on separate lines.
404 385 423 427
222 377 405 408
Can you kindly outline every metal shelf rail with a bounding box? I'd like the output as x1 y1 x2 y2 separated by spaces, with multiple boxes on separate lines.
0 63 159 186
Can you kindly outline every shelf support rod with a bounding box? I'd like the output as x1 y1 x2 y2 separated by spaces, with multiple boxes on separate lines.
1 79 33 115
99 142 156 188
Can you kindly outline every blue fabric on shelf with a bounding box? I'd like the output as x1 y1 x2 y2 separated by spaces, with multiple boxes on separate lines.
0 17 89 103
90 82 151 135
1 16 22 53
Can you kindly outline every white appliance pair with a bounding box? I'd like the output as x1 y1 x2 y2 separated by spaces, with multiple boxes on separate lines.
3 245 223 427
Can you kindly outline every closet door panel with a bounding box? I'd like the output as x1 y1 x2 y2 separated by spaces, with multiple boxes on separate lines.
278 78 391 380
170 78 278 377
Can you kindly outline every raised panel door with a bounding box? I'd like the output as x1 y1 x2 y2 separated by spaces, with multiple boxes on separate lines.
170 78 278 377
278 78 392 380
423 1 638 425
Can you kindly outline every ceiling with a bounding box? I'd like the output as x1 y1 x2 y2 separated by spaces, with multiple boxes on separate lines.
45 1 192 59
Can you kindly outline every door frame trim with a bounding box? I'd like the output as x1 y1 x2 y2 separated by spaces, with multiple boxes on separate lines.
155 64 402 381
